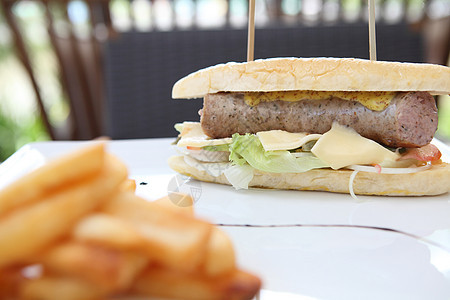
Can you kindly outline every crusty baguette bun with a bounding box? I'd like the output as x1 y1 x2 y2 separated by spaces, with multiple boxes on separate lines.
168 155 450 196
172 57 450 98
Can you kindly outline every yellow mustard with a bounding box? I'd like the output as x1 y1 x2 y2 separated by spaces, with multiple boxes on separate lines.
243 91 396 111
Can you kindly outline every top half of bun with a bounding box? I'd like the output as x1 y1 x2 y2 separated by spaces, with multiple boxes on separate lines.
172 57 450 99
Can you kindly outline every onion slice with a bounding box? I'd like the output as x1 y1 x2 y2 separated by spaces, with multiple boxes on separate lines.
346 163 431 174
349 170 360 201
176 147 230 163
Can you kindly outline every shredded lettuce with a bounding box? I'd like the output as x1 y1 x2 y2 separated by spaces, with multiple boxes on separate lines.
229 133 329 173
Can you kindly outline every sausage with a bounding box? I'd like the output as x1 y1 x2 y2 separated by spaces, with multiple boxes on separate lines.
200 91 438 148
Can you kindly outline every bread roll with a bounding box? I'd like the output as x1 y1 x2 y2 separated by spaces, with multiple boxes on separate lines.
172 57 450 99
168 155 450 196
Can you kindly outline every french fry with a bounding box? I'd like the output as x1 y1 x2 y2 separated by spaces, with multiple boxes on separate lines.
0 267 28 299
131 266 262 300
120 178 136 192
153 194 194 216
0 142 262 300
0 154 127 268
0 143 105 216
166 191 195 208
72 213 144 250
41 241 148 292
152 196 235 276
19 276 106 300
203 226 236 277
102 192 212 271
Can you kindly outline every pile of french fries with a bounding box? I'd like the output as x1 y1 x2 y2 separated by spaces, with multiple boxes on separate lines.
0 143 261 300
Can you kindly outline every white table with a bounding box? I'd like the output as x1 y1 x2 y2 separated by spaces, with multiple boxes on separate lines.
2 138 450 300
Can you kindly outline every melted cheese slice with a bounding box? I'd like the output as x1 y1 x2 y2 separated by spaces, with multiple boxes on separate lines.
257 130 322 151
176 122 232 147
244 91 396 111
177 122 400 170
311 123 400 169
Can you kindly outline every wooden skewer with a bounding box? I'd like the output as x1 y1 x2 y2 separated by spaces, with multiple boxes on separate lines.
247 0 256 62
368 0 377 61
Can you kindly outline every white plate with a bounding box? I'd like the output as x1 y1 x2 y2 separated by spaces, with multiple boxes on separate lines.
225 226 450 300
1 138 450 299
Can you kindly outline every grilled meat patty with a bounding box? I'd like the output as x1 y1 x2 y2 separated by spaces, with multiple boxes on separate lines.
200 91 438 148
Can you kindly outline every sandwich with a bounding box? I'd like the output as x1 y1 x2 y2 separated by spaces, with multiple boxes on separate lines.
168 57 450 196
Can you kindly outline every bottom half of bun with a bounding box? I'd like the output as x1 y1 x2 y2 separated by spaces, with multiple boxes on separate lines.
168 155 450 196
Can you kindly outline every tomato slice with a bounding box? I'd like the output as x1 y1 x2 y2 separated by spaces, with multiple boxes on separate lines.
399 144 442 162
371 164 382 173
186 146 202 151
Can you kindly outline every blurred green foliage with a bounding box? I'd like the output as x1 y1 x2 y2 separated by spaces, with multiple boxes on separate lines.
0 3 53 162
0 108 48 162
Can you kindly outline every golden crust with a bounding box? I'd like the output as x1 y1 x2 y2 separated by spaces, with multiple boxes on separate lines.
172 57 450 98
168 156 450 196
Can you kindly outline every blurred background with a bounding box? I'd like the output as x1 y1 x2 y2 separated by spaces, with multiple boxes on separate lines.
0 0 449 161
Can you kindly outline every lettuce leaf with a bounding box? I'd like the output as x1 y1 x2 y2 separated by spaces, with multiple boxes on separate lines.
203 144 230 152
229 133 328 173
223 164 254 190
